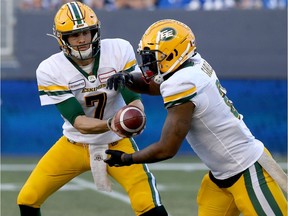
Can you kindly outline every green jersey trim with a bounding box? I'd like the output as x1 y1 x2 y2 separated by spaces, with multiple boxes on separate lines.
164 93 196 109
124 65 136 73
39 89 72 96
66 51 100 80
120 87 141 104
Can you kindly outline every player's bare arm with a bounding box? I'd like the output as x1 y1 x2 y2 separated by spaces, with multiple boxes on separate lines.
56 97 110 134
127 99 144 112
74 115 109 134
105 101 195 166
133 102 194 163
107 71 161 95
128 72 161 95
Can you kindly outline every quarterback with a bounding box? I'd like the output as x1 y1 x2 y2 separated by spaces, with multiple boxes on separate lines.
17 2 168 216
105 19 288 215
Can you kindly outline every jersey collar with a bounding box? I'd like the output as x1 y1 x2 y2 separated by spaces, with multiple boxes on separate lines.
66 51 100 82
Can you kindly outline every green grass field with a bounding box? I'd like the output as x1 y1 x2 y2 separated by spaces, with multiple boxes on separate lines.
1 155 287 216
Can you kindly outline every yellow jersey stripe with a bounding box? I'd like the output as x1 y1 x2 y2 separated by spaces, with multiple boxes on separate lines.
123 59 136 71
38 85 69 91
164 86 196 103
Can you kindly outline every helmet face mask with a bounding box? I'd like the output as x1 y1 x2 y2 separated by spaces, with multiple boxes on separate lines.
69 41 93 59
138 19 196 83
53 1 101 60
65 28 100 59
138 49 166 82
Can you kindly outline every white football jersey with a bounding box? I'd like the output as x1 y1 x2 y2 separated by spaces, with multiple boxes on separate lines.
37 38 140 145
160 53 264 179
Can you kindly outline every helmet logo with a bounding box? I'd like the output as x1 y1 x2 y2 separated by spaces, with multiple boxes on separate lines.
159 28 176 41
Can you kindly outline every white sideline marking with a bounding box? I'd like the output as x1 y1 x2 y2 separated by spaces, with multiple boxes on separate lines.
0 163 210 171
1 183 18 190
71 179 174 216
149 163 209 171
1 162 287 172
0 183 85 191
1 164 35 171
71 178 130 204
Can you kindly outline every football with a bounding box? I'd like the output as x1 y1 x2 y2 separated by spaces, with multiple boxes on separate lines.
113 105 146 137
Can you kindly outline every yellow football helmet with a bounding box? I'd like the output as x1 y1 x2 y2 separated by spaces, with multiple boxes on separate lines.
138 19 196 84
53 1 100 59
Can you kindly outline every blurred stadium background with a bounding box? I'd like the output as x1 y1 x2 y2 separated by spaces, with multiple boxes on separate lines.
1 0 287 215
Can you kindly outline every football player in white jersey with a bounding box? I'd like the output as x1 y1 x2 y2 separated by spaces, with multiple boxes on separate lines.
17 2 168 216
105 19 288 215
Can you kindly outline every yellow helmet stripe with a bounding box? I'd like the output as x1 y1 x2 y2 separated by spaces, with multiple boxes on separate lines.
67 2 84 26
167 42 191 74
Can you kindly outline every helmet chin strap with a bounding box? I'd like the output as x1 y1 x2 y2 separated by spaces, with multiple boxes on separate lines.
153 31 164 84
70 44 93 59
153 74 164 84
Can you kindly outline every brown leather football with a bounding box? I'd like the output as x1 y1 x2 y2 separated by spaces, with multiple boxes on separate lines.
113 105 146 137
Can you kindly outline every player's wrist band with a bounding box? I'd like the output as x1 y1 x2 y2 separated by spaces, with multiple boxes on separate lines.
107 117 113 130
122 154 133 165
125 72 133 87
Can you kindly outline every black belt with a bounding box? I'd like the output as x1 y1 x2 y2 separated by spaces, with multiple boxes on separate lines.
66 138 88 146
67 138 77 144
67 138 118 146
209 171 244 188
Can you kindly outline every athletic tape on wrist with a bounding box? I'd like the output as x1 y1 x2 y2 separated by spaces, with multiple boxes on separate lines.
107 117 113 130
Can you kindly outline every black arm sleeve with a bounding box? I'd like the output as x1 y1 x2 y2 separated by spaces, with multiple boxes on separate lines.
55 97 85 125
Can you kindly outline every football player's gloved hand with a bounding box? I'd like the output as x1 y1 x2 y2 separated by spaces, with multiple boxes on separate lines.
106 117 128 138
104 150 134 167
106 72 133 91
